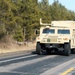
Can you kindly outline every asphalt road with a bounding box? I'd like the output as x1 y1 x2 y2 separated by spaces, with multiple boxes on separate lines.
0 50 75 75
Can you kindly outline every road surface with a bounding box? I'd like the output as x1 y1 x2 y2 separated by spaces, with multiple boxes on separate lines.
0 50 75 75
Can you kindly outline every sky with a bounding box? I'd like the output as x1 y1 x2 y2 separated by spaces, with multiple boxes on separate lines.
38 0 75 12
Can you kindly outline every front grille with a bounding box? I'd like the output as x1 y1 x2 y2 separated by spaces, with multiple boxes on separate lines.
48 36 57 42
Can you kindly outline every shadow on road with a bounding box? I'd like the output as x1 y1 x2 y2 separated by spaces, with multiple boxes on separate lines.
32 50 68 56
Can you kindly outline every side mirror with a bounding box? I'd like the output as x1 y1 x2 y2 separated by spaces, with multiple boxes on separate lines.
35 30 40 35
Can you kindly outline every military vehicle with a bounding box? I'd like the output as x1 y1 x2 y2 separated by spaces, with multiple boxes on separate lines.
36 19 75 56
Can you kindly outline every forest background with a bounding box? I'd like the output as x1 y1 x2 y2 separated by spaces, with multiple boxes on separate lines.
0 0 75 49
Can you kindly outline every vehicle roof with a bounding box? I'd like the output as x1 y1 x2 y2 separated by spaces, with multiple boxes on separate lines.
51 21 75 28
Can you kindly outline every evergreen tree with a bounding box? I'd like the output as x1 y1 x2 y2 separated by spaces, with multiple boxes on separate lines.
0 0 75 42
39 0 51 23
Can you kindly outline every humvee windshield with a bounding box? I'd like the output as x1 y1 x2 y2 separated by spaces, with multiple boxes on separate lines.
43 28 55 34
58 29 70 34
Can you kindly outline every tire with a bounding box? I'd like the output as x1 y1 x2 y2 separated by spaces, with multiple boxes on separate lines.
71 49 75 54
64 43 71 56
36 42 42 55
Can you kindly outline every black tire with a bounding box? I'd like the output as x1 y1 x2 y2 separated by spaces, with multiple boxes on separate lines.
71 49 75 54
36 42 42 55
64 43 71 56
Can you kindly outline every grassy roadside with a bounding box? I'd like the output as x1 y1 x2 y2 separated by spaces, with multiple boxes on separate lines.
0 36 36 54
0 42 36 54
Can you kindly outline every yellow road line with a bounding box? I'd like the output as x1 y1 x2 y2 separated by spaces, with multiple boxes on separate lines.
60 68 74 75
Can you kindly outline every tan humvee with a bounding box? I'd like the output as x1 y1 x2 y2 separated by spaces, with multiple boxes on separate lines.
36 19 75 56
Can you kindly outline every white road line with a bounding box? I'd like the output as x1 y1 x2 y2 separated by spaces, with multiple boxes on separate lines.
0 54 37 63
40 58 75 75
0 55 57 72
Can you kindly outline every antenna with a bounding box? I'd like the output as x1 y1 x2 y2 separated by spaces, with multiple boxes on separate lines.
40 18 52 26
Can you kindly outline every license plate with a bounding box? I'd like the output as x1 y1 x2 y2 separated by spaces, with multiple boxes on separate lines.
47 39 50 42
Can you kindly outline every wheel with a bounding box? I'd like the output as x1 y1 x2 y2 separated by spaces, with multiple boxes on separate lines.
71 48 75 54
36 42 42 55
64 43 71 56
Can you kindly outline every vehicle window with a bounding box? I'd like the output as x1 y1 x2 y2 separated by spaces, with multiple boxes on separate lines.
58 29 70 34
43 28 55 34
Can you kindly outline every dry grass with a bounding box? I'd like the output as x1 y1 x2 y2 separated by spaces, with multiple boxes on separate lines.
0 36 36 54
